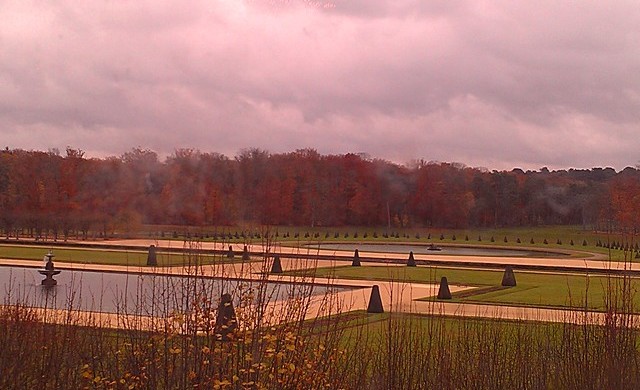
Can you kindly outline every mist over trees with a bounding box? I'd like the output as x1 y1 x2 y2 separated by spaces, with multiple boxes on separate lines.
0 147 637 238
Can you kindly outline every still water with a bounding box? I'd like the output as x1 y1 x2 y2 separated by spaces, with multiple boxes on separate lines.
0 266 338 314
309 243 567 258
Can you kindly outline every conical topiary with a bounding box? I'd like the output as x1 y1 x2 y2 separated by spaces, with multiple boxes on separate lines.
227 245 234 259
367 285 384 313
437 277 452 299
146 245 157 266
242 245 250 261
215 293 237 341
407 251 416 267
270 255 283 274
352 249 361 267
501 265 517 287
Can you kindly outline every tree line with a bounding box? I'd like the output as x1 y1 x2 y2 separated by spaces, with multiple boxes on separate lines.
0 147 638 239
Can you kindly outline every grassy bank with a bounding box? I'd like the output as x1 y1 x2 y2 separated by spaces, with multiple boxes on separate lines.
310 265 640 312
0 244 252 267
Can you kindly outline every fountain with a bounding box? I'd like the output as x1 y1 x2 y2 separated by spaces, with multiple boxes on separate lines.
427 243 442 251
38 251 61 287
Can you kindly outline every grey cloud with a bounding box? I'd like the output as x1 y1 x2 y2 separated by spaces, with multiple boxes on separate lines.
0 0 639 170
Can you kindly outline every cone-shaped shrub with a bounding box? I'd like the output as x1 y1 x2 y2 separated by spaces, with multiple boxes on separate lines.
242 245 250 261
215 293 237 341
407 251 417 267
530 238 535 244
227 245 234 258
270 255 283 274
501 266 517 287
146 245 157 266
437 277 452 299
367 285 384 313
352 249 361 267
583 239 588 246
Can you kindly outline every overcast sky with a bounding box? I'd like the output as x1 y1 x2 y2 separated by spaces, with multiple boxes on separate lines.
1 0 639 170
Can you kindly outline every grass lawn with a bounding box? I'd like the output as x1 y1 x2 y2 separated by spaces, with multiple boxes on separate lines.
258 225 637 262
309 265 640 312
0 245 243 267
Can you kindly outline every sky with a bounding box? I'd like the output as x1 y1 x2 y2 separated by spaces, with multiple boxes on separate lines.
1 0 639 171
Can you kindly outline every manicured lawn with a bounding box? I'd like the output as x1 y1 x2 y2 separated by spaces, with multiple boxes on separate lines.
0 245 238 266
263 225 636 261
310 265 640 311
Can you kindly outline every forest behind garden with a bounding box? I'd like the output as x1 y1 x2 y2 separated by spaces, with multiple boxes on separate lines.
1 147 638 238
